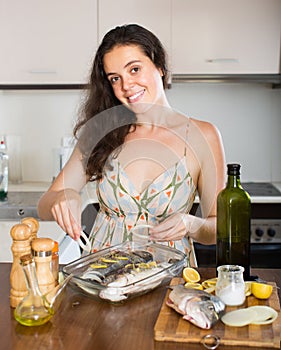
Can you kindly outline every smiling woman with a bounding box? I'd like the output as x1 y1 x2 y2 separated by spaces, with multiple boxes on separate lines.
37 24 226 265
103 45 165 110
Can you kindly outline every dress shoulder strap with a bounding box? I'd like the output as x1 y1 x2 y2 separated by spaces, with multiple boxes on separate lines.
184 117 190 157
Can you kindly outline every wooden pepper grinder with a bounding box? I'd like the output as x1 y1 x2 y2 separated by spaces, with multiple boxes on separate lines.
31 238 56 295
10 223 32 308
21 217 39 241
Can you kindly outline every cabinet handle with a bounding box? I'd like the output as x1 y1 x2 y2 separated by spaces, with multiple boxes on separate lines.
28 70 57 74
206 58 239 63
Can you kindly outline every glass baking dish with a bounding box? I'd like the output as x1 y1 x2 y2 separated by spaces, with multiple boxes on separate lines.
62 241 187 302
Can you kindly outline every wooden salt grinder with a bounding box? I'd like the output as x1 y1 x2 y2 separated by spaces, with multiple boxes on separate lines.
10 223 32 308
21 217 39 240
31 238 56 295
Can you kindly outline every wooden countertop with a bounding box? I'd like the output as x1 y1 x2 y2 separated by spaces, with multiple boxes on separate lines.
0 263 280 350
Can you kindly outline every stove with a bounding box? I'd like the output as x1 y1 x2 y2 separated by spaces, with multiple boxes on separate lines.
242 182 281 197
194 182 281 268
241 183 281 244
251 219 281 243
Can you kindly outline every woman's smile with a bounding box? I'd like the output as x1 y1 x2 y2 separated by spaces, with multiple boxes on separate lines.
127 89 145 103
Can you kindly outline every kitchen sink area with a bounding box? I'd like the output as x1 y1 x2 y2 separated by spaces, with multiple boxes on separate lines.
0 188 81 263
0 191 42 219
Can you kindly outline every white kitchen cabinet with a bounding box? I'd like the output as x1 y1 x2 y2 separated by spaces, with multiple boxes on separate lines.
171 0 281 74
0 0 98 84
1 0 280 86
98 0 172 65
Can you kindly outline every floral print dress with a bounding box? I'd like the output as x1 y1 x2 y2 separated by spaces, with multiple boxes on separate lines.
88 122 197 261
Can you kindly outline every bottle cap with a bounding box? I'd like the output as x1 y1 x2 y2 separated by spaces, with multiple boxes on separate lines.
31 238 54 257
52 241 59 253
227 163 241 176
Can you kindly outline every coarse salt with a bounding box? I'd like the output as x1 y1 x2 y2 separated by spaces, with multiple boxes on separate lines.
217 284 245 306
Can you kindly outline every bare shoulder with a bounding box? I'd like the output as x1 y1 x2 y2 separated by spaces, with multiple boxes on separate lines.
189 117 223 144
190 117 220 135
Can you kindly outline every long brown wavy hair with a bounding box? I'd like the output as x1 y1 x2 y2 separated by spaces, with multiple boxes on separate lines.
74 24 169 180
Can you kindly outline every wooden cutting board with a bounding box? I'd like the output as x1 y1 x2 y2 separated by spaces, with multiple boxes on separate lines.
154 278 281 348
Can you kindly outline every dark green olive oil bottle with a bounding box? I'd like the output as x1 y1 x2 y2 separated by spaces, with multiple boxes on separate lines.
216 164 251 280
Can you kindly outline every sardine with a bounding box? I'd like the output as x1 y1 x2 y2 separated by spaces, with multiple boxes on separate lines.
99 262 171 301
167 285 225 329
81 250 154 285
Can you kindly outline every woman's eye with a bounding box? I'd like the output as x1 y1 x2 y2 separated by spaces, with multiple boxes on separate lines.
110 76 119 84
131 66 140 74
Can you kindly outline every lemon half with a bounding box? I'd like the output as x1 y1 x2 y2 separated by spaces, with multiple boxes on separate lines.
251 282 273 299
182 267 201 283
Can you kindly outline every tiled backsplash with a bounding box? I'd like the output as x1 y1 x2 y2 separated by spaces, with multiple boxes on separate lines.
0 83 280 182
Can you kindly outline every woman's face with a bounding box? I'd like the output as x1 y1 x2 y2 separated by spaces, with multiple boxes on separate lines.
103 44 166 113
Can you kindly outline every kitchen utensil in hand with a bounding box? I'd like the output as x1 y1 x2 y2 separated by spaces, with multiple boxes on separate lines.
78 231 91 252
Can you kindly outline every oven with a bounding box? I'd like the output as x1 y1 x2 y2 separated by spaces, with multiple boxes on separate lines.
194 182 281 269
81 183 281 268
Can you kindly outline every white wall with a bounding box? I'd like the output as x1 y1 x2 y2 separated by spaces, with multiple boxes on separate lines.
167 83 281 182
0 83 280 183
0 89 83 181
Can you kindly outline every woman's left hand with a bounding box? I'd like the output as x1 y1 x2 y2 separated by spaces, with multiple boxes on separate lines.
149 213 192 242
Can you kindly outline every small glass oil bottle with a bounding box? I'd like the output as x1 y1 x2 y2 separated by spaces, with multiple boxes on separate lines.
14 254 54 326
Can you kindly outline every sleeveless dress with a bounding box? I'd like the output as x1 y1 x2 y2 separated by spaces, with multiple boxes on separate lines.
88 120 197 262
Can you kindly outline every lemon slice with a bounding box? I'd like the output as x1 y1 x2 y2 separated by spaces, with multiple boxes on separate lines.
184 282 203 290
182 267 201 283
251 282 273 299
202 278 217 289
203 286 216 294
244 281 252 296
101 258 118 263
90 263 107 269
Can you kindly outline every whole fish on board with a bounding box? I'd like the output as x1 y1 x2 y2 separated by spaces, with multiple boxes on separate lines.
166 284 225 329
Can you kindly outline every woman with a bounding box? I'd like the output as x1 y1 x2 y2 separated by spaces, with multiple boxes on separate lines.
38 24 225 264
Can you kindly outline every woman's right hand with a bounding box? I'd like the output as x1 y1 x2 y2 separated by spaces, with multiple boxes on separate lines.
50 188 82 241
37 146 88 241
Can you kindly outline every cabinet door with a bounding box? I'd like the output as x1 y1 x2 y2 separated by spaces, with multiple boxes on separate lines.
98 0 171 65
172 0 281 74
0 0 98 84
